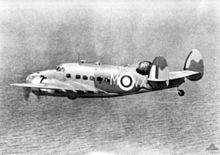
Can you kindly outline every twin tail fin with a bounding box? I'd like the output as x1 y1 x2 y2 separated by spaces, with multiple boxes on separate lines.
183 49 204 81
148 56 169 89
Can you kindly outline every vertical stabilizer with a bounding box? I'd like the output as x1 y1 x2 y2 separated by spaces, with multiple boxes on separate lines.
184 49 204 81
148 56 169 89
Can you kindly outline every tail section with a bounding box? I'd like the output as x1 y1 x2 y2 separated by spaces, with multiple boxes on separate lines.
184 49 204 81
148 56 169 89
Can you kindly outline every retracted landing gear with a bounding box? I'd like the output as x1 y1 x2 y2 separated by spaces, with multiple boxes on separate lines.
177 89 185 96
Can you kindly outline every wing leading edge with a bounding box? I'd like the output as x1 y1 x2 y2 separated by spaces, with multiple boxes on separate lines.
11 83 74 92
11 80 107 94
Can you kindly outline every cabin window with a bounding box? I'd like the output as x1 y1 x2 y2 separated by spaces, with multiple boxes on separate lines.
76 75 81 79
89 76 95 81
104 77 111 83
97 76 103 82
83 75 88 80
66 73 71 78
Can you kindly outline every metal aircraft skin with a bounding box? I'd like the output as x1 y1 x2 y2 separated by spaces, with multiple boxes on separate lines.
11 49 204 100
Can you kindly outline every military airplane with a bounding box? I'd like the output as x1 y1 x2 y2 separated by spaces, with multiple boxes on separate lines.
11 49 204 100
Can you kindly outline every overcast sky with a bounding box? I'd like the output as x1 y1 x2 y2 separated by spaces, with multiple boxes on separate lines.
0 0 219 71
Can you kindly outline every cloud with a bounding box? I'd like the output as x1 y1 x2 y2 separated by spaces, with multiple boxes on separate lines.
0 0 219 72
88 151 115 155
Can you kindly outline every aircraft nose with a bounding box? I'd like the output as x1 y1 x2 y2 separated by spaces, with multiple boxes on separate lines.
26 72 39 83
26 70 56 83
26 74 34 83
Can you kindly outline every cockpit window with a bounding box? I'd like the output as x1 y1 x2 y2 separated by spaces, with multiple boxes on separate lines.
56 66 60 71
56 65 65 72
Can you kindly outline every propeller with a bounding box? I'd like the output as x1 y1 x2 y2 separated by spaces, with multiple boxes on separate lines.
23 87 31 101
36 90 41 101
36 95 41 101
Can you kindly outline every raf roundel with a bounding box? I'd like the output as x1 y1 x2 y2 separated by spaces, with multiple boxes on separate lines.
118 74 135 91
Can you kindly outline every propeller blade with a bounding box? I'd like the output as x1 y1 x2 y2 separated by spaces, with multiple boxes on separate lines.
37 95 40 101
23 87 31 101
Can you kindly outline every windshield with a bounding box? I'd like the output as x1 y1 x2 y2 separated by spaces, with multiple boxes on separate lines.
56 65 65 72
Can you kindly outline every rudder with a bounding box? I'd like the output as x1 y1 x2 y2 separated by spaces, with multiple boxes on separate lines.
184 49 204 81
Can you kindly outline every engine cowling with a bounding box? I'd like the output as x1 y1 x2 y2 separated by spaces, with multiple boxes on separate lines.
66 90 78 100
136 61 152 76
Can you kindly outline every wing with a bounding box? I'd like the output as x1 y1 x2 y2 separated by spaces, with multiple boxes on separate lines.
65 80 107 93
169 70 199 80
11 79 106 93
11 83 74 92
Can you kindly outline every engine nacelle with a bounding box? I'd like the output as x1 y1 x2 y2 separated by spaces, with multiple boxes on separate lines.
136 61 152 76
32 88 66 97
66 90 78 100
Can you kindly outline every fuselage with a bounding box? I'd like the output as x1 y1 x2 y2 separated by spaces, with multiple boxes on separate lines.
27 62 153 98
27 62 185 99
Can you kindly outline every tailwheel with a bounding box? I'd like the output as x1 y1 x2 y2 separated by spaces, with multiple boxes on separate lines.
178 89 185 96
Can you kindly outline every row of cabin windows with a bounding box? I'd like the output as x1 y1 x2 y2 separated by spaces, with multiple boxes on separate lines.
75 75 89 80
66 73 111 83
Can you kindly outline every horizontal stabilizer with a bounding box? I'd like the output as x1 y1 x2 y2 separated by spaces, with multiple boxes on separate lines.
169 70 199 80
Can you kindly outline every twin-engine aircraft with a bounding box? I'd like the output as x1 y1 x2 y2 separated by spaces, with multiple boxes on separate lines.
11 49 204 100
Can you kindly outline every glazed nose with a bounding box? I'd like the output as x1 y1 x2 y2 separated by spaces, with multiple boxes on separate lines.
26 74 31 83
26 74 35 83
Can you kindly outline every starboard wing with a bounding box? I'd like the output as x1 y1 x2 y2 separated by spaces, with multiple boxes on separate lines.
11 83 76 92
11 80 106 93
65 80 107 93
